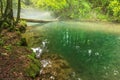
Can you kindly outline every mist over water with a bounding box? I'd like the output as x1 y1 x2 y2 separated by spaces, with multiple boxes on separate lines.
14 8 55 20
14 8 56 26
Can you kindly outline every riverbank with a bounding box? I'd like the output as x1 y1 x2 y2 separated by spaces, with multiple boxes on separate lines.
0 28 38 79
23 25 76 79
0 23 75 80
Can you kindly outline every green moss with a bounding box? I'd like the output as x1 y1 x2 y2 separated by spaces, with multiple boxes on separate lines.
18 20 27 33
19 20 27 26
15 20 27 33
26 63 40 78
0 39 4 46
20 38 28 46
1 22 9 28
19 25 26 33
0 21 15 31
3 44 12 51
25 53 41 78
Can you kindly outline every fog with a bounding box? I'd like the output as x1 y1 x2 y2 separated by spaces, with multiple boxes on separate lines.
14 8 55 20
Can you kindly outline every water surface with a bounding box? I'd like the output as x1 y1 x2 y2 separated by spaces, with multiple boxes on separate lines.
31 21 120 80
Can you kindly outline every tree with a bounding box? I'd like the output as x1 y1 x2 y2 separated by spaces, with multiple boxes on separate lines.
24 0 31 5
16 0 21 23
108 0 120 22
3 0 14 26
0 0 3 17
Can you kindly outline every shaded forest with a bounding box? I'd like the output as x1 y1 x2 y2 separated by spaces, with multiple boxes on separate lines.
25 0 120 22
0 0 120 23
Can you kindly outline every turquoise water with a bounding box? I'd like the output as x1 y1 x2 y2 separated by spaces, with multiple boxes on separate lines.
34 22 120 80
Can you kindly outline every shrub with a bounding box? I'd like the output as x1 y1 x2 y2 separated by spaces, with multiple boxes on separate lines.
108 0 120 22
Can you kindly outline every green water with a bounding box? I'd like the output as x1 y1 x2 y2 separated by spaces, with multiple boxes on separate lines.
34 22 120 80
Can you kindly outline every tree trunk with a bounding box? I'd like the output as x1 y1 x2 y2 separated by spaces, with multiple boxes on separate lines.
20 18 58 23
0 0 3 17
16 0 21 23
3 0 14 26
25 0 30 5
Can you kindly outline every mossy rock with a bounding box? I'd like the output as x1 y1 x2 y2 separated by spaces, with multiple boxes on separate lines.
16 20 27 33
25 63 40 78
1 22 9 29
25 53 41 78
18 25 26 33
20 38 28 46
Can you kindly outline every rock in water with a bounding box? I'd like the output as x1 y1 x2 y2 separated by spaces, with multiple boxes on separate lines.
31 47 43 58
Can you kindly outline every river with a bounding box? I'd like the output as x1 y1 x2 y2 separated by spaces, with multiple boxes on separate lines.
28 21 120 80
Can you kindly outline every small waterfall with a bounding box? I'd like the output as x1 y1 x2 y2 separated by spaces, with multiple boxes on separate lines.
31 39 49 58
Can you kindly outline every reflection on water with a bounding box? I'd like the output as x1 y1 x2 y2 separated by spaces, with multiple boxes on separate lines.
33 22 120 80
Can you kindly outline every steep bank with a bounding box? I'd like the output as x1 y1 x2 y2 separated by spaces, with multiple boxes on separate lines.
0 24 41 79
0 23 75 80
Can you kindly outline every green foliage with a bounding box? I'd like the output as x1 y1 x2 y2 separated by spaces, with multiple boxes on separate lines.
25 63 40 78
0 21 15 32
77 0 91 18
30 0 120 22
18 25 26 33
31 0 91 19
3 44 12 51
19 20 26 26
31 0 67 10
1 22 9 28
28 53 40 67
0 39 4 46
16 20 27 33
108 0 120 22
5 0 118 22
20 38 27 46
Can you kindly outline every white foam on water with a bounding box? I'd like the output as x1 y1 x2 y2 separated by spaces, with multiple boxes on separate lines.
31 47 43 58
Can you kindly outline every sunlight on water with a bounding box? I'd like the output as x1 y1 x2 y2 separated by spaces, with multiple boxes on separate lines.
32 21 120 80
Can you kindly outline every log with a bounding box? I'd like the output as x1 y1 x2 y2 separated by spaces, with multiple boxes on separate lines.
20 18 58 23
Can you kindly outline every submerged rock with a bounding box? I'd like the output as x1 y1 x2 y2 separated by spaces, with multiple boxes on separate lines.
39 53 74 80
31 39 49 58
40 59 52 68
